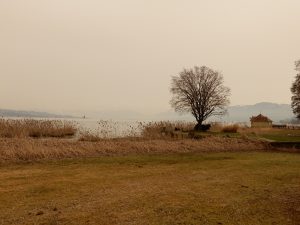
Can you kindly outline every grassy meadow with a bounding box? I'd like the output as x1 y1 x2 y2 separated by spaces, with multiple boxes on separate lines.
1 152 300 225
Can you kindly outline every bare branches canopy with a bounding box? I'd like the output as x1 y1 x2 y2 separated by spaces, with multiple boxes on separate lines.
291 60 300 119
170 66 231 127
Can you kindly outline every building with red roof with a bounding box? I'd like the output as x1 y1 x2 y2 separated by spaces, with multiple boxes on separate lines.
250 114 273 128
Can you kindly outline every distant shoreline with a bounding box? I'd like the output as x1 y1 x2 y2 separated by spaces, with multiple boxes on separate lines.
0 109 75 119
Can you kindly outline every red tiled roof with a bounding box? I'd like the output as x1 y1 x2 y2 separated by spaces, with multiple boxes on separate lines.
250 114 272 123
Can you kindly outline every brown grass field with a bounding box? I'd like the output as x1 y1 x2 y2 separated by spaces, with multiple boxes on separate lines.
0 152 300 225
0 137 268 164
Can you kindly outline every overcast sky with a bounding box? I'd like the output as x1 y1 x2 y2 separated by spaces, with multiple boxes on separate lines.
0 0 299 114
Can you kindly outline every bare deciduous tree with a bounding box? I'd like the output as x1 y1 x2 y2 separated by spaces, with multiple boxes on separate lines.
296 60 300 71
170 66 230 130
291 60 300 119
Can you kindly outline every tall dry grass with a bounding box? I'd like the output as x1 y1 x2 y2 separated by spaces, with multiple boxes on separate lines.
0 119 77 138
209 122 223 132
78 130 103 142
0 136 269 163
209 122 241 133
139 121 195 139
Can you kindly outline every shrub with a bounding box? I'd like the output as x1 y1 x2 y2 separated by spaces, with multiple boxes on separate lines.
139 121 195 139
194 124 211 131
222 124 239 133
209 122 224 132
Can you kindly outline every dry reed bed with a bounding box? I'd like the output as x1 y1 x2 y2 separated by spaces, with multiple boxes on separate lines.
0 137 268 163
140 121 195 138
0 119 77 138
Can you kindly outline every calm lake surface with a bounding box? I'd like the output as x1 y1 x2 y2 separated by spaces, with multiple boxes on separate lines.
74 118 142 137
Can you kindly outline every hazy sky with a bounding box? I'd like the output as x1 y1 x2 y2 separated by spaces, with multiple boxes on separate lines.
1 0 299 114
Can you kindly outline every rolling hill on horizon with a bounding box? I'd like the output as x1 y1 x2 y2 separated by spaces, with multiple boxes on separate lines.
0 109 74 119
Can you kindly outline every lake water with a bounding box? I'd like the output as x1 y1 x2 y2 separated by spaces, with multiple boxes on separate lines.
74 118 142 137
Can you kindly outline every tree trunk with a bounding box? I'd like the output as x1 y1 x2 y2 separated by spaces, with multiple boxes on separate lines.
194 122 203 131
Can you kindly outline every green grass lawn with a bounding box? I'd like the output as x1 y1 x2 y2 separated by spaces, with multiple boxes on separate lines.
208 128 300 142
250 129 300 142
0 152 300 225
259 133 300 142
190 129 300 142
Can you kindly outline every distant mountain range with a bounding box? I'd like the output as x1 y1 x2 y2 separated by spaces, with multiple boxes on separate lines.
0 102 295 123
0 109 74 119
151 102 294 123
225 102 294 123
